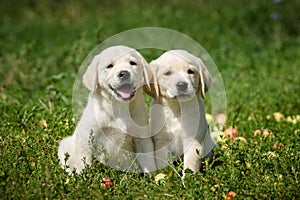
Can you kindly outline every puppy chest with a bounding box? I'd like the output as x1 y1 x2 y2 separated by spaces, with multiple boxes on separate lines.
97 128 134 151
165 117 181 135
156 117 181 141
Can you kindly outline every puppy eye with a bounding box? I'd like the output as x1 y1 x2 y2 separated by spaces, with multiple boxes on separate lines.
106 64 114 69
129 61 137 65
164 71 172 76
187 69 195 74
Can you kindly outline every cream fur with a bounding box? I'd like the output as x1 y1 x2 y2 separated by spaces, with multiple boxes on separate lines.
145 50 215 174
58 46 156 173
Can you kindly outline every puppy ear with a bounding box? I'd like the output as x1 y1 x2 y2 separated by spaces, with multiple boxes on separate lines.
196 59 212 98
138 55 151 89
83 55 100 93
143 64 160 100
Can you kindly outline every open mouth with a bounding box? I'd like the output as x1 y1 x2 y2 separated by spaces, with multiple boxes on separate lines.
110 84 136 100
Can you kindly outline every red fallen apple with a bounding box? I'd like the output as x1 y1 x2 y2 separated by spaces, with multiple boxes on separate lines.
101 178 113 188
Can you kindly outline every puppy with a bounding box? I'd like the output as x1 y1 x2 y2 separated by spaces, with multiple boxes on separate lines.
58 45 156 174
144 50 216 174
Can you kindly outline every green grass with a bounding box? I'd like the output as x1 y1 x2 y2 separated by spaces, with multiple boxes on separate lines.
1 0 299 199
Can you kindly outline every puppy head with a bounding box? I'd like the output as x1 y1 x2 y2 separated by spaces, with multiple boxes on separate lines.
145 50 211 101
83 45 149 102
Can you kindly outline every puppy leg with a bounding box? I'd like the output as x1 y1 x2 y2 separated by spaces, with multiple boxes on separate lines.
183 138 202 173
58 133 92 174
154 140 170 169
134 138 157 173
58 136 74 173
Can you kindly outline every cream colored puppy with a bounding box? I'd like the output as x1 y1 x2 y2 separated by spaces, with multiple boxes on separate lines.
145 50 216 173
58 46 156 174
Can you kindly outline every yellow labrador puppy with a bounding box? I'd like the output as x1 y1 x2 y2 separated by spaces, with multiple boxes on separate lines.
58 46 156 174
145 50 216 174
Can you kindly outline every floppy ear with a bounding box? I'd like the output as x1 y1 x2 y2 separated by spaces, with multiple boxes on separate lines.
143 64 160 101
196 59 212 98
83 55 100 93
138 55 151 89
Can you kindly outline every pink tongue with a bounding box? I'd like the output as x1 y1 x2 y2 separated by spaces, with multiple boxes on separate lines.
116 87 132 99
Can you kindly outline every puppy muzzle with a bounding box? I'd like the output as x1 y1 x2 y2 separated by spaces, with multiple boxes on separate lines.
110 83 136 101
168 81 195 100
118 70 130 80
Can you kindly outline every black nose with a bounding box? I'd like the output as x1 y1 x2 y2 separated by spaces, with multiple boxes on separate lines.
118 70 130 79
176 81 188 91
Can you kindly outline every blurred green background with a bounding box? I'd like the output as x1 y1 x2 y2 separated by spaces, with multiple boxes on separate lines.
0 0 299 115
